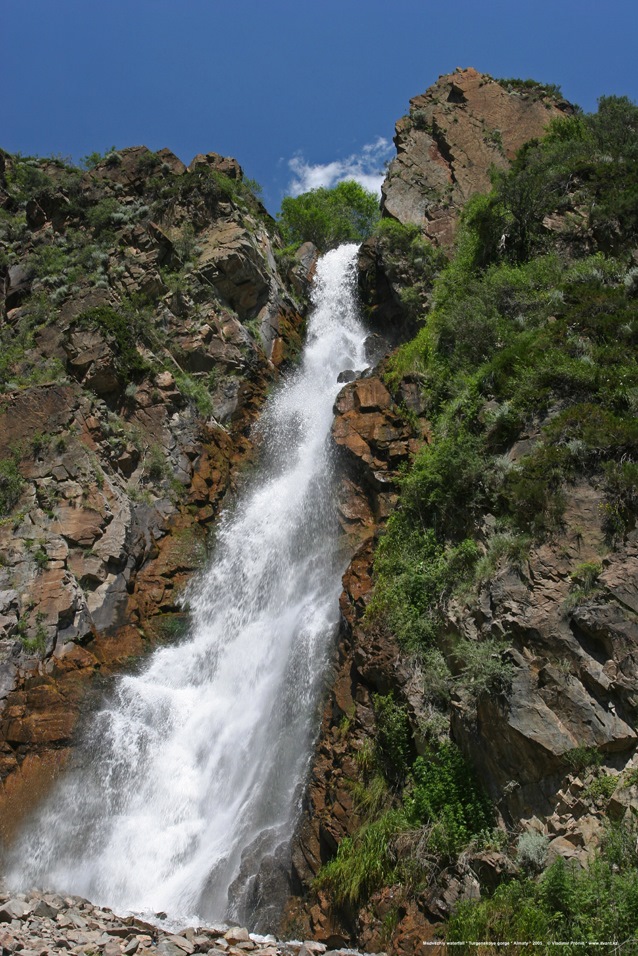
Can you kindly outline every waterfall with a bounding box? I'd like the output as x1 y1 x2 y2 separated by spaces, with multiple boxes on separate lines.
8 243 368 929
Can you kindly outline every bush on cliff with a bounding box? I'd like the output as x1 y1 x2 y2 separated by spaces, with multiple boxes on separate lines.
458 94 638 266
278 180 380 251
0 457 24 517
315 737 492 907
448 821 638 951
77 305 149 382
370 218 447 322
376 230 638 644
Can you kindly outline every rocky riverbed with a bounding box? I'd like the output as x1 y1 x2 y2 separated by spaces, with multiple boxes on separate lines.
0 890 388 956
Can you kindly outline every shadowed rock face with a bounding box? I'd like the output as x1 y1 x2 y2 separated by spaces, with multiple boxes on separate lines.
382 67 573 246
448 488 638 815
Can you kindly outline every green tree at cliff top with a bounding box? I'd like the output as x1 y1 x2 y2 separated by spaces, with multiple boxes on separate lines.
278 180 380 252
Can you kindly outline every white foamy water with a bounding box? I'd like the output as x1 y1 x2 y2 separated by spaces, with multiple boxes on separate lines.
8 244 367 928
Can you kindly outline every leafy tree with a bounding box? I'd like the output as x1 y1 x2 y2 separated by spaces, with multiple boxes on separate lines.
278 180 380 251
588 94 638 160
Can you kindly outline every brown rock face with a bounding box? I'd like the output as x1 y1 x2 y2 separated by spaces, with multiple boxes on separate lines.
448 487 638 822
332 376 426 551
382 67 573 246
282 380 430 947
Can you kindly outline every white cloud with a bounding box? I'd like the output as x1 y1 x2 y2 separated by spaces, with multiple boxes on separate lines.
286 137 394 197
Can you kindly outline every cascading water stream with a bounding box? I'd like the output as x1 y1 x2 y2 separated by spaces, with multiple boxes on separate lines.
8 244 368 929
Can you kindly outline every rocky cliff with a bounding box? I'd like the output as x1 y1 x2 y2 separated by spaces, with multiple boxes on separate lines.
381 67 573 247
2 66 637 956
284 69 638 952
0 145 316 841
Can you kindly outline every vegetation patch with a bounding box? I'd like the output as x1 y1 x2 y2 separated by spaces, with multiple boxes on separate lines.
76 305 149 381
278 180 380 251
0 457 25 517
315 701 492 909
495 76 564 100
338 92 638 940
448 822 638 951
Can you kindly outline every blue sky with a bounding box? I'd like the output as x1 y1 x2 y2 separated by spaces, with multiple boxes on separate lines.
5 0 638 212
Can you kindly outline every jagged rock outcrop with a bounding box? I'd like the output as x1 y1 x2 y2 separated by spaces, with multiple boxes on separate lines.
332 376 426 551
0 145 316 838
382 67 573 246
447 482 638 840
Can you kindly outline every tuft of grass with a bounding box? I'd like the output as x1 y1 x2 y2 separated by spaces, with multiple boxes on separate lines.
314 810 405 907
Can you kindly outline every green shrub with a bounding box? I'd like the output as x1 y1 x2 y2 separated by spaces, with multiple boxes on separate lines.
373 219 446 322
349 774 390 822
173 371 214 418
85 197 121 234
373 693 412 784
32 546 48 570
145 443 169 482
369 523 478 649
30 244 70 279
449 822 638 951
495 77 563 100
474 531 531 584
502 446 568 537
316 713 495 910
564 745 603 773
570 561 602 592
80 147 118 170
602 460 638 538
589 95 638 161
0 458 24 516
405 743 494 856
454 638 515 700
314 810 405 907
400 428 489 540
5 156 55 203
137 151 162 174
76 305 148 381
584 773 617 803
278 180 380 251
516 831 549 872
21 621 48 655
419 648 453 708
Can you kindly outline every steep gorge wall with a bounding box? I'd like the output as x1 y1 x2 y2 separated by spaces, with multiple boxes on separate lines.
283 69 638 953
0 145 317 841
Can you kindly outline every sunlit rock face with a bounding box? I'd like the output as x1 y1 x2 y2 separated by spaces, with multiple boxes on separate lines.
382 67 574 247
